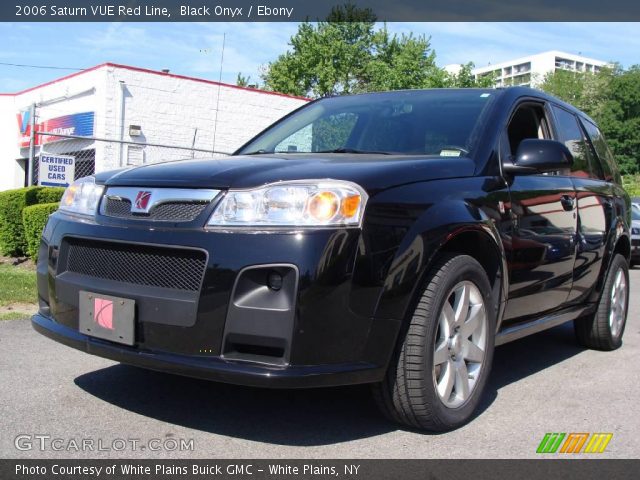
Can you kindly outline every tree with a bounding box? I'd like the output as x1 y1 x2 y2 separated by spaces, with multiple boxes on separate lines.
539 69 588 107
539 65 640 174
236 72 251 87
262 5 488 98
600 66 640 174
364 28 446 91
445 62 496 88
262 9 376 97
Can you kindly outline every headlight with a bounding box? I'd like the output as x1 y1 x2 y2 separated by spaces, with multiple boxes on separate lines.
59 176 104 217
633 227 640 235
208 180 367 228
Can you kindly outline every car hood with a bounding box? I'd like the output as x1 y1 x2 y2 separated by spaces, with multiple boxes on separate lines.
98 153 476 193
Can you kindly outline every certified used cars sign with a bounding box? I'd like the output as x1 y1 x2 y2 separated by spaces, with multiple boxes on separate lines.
37 153 75 187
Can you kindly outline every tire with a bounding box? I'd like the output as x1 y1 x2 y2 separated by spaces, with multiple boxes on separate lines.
373 254 496 431
574 254 629 351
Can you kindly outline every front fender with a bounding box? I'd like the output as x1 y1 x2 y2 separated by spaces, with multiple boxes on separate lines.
374 199 507 321
351 177 509 324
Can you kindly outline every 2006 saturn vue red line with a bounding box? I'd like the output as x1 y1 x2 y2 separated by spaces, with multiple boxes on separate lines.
33 88 631 430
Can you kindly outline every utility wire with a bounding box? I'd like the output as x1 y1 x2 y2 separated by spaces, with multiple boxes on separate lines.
211 32 226 154
0 61 85 71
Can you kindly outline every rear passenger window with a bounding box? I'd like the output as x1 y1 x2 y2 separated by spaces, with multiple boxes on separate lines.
551 105 600 179
582 120 616 182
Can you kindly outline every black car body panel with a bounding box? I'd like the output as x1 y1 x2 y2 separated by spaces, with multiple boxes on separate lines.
33 87 631 388
103 154 477 191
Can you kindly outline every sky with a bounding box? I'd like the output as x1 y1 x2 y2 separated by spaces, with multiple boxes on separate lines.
0 22 638 93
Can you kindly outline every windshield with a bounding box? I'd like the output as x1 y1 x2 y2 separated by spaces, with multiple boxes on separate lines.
238 90 496 157
632 205 640 221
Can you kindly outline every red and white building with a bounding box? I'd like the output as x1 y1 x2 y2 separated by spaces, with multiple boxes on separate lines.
0 63 308 191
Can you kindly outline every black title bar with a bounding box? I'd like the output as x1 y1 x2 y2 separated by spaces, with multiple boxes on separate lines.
2 459 639 480
5 0 640 22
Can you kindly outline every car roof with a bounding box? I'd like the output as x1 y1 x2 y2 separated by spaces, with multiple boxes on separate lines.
497 86 597 124
317 87 596 126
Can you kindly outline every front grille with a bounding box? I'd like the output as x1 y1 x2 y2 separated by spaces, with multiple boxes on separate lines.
633 239 640 247
104 198 132 217
63 239 207 291
103 197 208 222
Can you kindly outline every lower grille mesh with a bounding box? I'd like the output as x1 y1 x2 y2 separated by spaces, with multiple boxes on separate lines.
63 239 206 291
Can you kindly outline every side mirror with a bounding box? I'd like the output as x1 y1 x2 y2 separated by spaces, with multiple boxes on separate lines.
502 139 574 175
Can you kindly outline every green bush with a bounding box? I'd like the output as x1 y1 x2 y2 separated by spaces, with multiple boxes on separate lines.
623 175 640 199
35 186 65 205
0 186 64 256
0 187 39 256
22 202 59 261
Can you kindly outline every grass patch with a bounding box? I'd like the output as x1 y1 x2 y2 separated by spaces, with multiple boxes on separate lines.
0 263 37 306
0 311 28 321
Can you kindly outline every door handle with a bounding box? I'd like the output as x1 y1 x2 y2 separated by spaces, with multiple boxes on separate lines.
560 195 575 211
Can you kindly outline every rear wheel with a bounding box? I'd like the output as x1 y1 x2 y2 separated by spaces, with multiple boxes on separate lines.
373 254 495 431
574 254 629 351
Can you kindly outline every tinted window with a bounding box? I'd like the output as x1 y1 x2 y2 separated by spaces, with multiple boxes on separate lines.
633 206 640 221
582 119 617 182
551 105 598 179
275 113 359 153
507 103 549 155
239 90 496 157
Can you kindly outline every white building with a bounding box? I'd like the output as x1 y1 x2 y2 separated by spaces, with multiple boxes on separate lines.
0 63 309 191
471 50 610 87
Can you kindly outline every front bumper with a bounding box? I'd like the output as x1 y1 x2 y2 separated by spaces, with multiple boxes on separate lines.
631 236 640 260
32 313 383 388
32 212 399 388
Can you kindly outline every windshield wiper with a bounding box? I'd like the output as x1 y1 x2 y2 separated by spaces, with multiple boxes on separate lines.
244 150 301 154
315 148 392 155
244 148 393 155
243 149 270 155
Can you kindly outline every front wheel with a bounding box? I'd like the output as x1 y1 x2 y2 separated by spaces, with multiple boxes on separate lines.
574 254 629 351
373 254 496 431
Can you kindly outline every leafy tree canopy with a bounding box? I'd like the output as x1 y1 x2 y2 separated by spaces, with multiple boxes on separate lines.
262 5 492 98
236 72 251 87
540 65 640 174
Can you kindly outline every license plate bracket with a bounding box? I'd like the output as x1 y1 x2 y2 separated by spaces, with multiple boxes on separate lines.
79 291 135 346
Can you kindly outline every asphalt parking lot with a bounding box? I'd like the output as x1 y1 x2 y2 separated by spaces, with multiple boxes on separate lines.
1 269 639 459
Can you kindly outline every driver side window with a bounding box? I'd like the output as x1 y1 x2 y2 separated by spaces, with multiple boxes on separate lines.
507 103 550 157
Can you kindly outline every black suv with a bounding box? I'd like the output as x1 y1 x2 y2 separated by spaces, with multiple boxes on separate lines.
33 88 631 431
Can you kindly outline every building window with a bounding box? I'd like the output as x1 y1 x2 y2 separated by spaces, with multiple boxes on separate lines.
513 73 531 85
555 57 575 70
513 62 531 74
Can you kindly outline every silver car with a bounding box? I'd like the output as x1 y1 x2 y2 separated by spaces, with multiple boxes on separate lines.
632 203 640 266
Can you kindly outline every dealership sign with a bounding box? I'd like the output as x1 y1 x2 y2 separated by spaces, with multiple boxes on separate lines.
38 154 75 187
17 111 95 148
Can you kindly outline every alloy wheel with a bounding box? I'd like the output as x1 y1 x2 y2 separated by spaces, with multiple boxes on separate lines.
432 280 488 408
609 267 627 337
